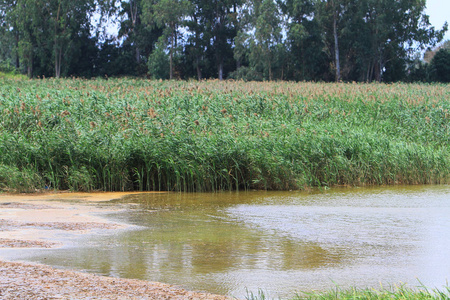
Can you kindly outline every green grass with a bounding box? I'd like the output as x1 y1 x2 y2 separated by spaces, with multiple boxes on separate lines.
0 78 449 192
246 285 450 300
295 285 450 300
0 71 28 80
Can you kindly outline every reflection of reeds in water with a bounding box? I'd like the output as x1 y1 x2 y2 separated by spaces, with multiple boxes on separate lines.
0 78 449 192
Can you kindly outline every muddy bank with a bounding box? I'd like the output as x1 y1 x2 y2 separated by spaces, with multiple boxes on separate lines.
0 192 234 300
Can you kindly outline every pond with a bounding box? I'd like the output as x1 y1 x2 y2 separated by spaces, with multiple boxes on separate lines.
3 185 450 298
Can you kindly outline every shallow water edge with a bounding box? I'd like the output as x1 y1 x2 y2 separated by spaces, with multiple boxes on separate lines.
0 186 449 299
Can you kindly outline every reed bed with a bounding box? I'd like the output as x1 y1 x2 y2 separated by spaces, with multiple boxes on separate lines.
0 78 449 192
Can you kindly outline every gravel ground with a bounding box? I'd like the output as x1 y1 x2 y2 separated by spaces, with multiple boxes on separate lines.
0 202 59 210
0 219 121 231
0 238 59 248
0 260 234 300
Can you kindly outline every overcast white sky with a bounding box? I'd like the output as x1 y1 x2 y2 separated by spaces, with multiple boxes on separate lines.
425 0 450 41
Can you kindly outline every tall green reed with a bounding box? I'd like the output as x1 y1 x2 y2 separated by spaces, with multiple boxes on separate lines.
0 78 449 192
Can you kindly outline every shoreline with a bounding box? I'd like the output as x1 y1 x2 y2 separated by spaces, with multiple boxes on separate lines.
0 191 234 299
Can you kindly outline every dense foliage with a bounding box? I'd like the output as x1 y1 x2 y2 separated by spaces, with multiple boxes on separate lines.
0 78 449 192
0 0 448 82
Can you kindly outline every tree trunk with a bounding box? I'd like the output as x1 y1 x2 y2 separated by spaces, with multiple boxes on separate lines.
27 55 33 78
269 59 272 81
333 6 341 82
196 57 202 81
193 14 202 80
170 28 174 80
218 60 223 80
301 40 305 80
55 47 62 78
136 47 141 64
15 33 20 69
377 51 384 82
375 57 383 82
130 0 140 65
366 62 371 82
369 60 375 82
54 1 62 78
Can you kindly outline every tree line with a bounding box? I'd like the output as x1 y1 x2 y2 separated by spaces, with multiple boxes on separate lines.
0 0 448 82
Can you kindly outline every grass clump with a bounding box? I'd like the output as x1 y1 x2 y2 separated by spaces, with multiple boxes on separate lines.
0 62 28 80
0 78 449 192
245 285 450 300
0 71 28 80
295 285 450 300
0 164 43 193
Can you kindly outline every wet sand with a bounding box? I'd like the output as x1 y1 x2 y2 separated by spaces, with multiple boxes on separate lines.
0 192 234 300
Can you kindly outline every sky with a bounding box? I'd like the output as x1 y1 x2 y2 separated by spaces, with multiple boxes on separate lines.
425 0 450 42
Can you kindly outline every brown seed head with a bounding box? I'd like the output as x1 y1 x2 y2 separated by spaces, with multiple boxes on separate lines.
147 108 157 118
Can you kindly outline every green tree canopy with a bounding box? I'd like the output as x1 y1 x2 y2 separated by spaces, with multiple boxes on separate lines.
0 0 447 81
430 48 450 82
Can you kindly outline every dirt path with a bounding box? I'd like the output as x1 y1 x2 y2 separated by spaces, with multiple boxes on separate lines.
0 192 235 300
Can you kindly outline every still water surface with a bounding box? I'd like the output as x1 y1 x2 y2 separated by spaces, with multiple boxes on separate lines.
5 185 450 298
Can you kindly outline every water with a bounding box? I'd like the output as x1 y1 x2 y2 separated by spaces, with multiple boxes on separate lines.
3 185 450 298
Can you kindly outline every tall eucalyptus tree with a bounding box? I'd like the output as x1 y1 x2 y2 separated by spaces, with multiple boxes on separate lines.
359 0 446 82
0 0 20 69
194 0 242 80
314 0 347 82
49 0 98 78
142 0 192 79
118 0 163 71
2 0 111 78
280 0 328 80
251 0 283 80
